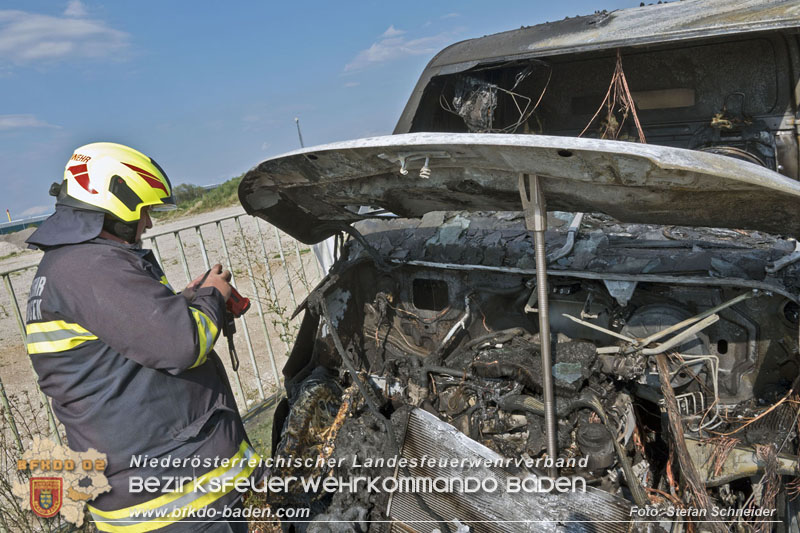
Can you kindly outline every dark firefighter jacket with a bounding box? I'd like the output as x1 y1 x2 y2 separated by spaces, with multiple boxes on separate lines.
25 226 264 532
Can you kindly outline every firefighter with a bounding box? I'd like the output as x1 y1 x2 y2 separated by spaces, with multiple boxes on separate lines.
24 142 263 532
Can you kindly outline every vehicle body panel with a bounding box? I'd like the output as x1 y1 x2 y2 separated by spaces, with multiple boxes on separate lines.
239 133 800 244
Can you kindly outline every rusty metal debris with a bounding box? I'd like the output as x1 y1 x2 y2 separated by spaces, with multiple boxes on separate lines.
708 436 741 478
657 353 726 533
579 50 646 143
685 436 798 487
317 384 357 463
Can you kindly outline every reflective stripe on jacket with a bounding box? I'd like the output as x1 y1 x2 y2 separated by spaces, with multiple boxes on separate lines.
88 440 260 533
25 238 263 530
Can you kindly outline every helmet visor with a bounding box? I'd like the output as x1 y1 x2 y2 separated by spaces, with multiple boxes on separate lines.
150 198 177 211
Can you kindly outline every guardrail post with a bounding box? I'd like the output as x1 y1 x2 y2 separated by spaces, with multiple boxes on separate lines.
272 228 298 308
236 218 281 392
2 274 62 445
216 221 264 402
255 220 292 352
312 245 325 279
187 224 249 408
0 375 23 453
173 231 192 285
148 236 164 267
195 227 211 271
292 240 310 293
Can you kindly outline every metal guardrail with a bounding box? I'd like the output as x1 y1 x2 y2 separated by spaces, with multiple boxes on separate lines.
0 214 50 235
0 211 322 451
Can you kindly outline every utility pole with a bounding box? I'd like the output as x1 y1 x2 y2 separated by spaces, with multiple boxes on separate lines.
294 117 305 148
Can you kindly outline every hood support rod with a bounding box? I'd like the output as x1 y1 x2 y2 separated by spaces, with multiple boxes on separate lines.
519 173 557 476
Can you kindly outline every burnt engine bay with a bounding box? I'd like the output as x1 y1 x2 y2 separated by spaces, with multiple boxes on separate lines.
267 213 800 533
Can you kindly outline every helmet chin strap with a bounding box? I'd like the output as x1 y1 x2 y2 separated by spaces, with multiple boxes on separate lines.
102 217 138 244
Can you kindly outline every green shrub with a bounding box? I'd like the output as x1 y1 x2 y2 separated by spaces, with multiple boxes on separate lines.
153 175 243 220
172 183 207 205
195 176 242 211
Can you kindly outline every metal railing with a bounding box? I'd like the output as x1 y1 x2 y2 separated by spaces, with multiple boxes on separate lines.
0 210 323 451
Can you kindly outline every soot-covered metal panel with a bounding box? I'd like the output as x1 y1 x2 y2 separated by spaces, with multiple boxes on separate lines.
239 132 800 244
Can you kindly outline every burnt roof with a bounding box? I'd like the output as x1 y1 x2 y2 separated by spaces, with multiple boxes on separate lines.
394 0 800 133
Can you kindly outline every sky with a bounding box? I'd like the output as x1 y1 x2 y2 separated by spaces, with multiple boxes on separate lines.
1 0 644 219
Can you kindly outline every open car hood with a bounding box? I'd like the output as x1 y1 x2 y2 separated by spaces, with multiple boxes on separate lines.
239 133 800 244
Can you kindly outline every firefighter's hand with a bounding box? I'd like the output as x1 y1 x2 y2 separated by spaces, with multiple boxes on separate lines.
199 264 232 301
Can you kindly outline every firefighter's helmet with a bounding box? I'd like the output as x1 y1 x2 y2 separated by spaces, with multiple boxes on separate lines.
57 142 176 222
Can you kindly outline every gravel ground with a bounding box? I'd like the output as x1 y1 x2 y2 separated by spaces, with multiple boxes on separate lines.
0 206 324 438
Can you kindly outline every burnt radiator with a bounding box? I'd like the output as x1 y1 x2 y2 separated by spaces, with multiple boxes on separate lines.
383 409 635 533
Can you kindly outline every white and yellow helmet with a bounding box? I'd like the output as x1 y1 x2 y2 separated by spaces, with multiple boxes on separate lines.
57 142 176 222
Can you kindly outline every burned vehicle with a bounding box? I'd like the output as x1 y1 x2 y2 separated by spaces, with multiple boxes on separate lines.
240 1 800 531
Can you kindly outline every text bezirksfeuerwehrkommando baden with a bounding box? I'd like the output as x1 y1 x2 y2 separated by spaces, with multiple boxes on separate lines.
128 453 589 495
